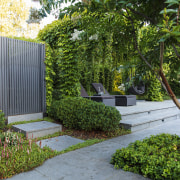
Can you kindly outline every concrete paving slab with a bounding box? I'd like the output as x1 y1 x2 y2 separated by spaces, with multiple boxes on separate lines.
30 151 149 180
12 121 62 139
5 170 50 180
37 135 84 151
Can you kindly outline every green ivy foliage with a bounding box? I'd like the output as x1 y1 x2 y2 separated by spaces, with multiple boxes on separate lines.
39 0 180 103
111 133 180 180
37 10 176 100
77 11 130 93
44 44 55 109
38 11 134 97
38 16 81 98
48 97 121 132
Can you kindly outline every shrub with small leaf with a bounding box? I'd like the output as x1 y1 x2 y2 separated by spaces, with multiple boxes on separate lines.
146 75 163 101
111 133 180 180
48 97 121 132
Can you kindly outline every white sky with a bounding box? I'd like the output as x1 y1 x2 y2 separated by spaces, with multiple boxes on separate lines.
21 0 80 38
25 0 75 29
25 0 55 28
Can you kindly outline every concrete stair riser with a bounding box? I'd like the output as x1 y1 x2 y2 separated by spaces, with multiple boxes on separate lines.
119 103 180 132
121 106 178 121
12 121 62 139
120 114 179 132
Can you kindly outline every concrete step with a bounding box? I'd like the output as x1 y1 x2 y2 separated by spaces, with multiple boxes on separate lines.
121 106 179 120
120 110 180 132
12 121 62 139
116 100 180 132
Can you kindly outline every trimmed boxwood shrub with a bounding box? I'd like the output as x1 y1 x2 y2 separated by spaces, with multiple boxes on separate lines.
111 133 180 180
48 97 121 132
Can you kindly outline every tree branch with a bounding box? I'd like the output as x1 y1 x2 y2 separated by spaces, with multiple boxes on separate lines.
159 70 180 109
177 4 180 25
127 7 156 25
159 42 180 109
125 9 152 69
160 42 164 71
125 8 180 109
172 44 180 59
125 10 168 94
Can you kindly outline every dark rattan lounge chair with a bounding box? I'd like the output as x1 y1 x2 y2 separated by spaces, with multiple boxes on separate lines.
128 82 145 95
91 83 136 106
126 78 145 95
80 85 115 107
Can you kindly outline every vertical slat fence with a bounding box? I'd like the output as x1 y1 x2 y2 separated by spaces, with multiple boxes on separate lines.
0 36 46 116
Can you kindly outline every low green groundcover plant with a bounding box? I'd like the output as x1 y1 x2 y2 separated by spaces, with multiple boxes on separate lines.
48 97 121 132
0 132 58 179
111 133 180 180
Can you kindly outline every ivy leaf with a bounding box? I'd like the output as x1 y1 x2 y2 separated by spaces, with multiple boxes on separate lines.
167 2 180 7
94 0 101 3
165 0 180 6
173 25 180 31
170 31 180 36
177 37 180 42
159 33 171 42
126 3 132 7
160 9 178 14
117 0 127 4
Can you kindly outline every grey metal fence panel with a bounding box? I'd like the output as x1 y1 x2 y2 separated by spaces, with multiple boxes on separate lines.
0 37 9 116
40 44 46 113
0 36 46 116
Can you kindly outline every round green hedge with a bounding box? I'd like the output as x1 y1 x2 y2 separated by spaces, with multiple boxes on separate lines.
48 97 121 132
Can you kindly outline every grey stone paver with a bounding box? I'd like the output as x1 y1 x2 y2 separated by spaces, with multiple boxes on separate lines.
13 121 61 132
37 135 84 151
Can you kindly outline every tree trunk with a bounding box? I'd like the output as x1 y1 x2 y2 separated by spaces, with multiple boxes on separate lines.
159 70 180 109
159 42 180 109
